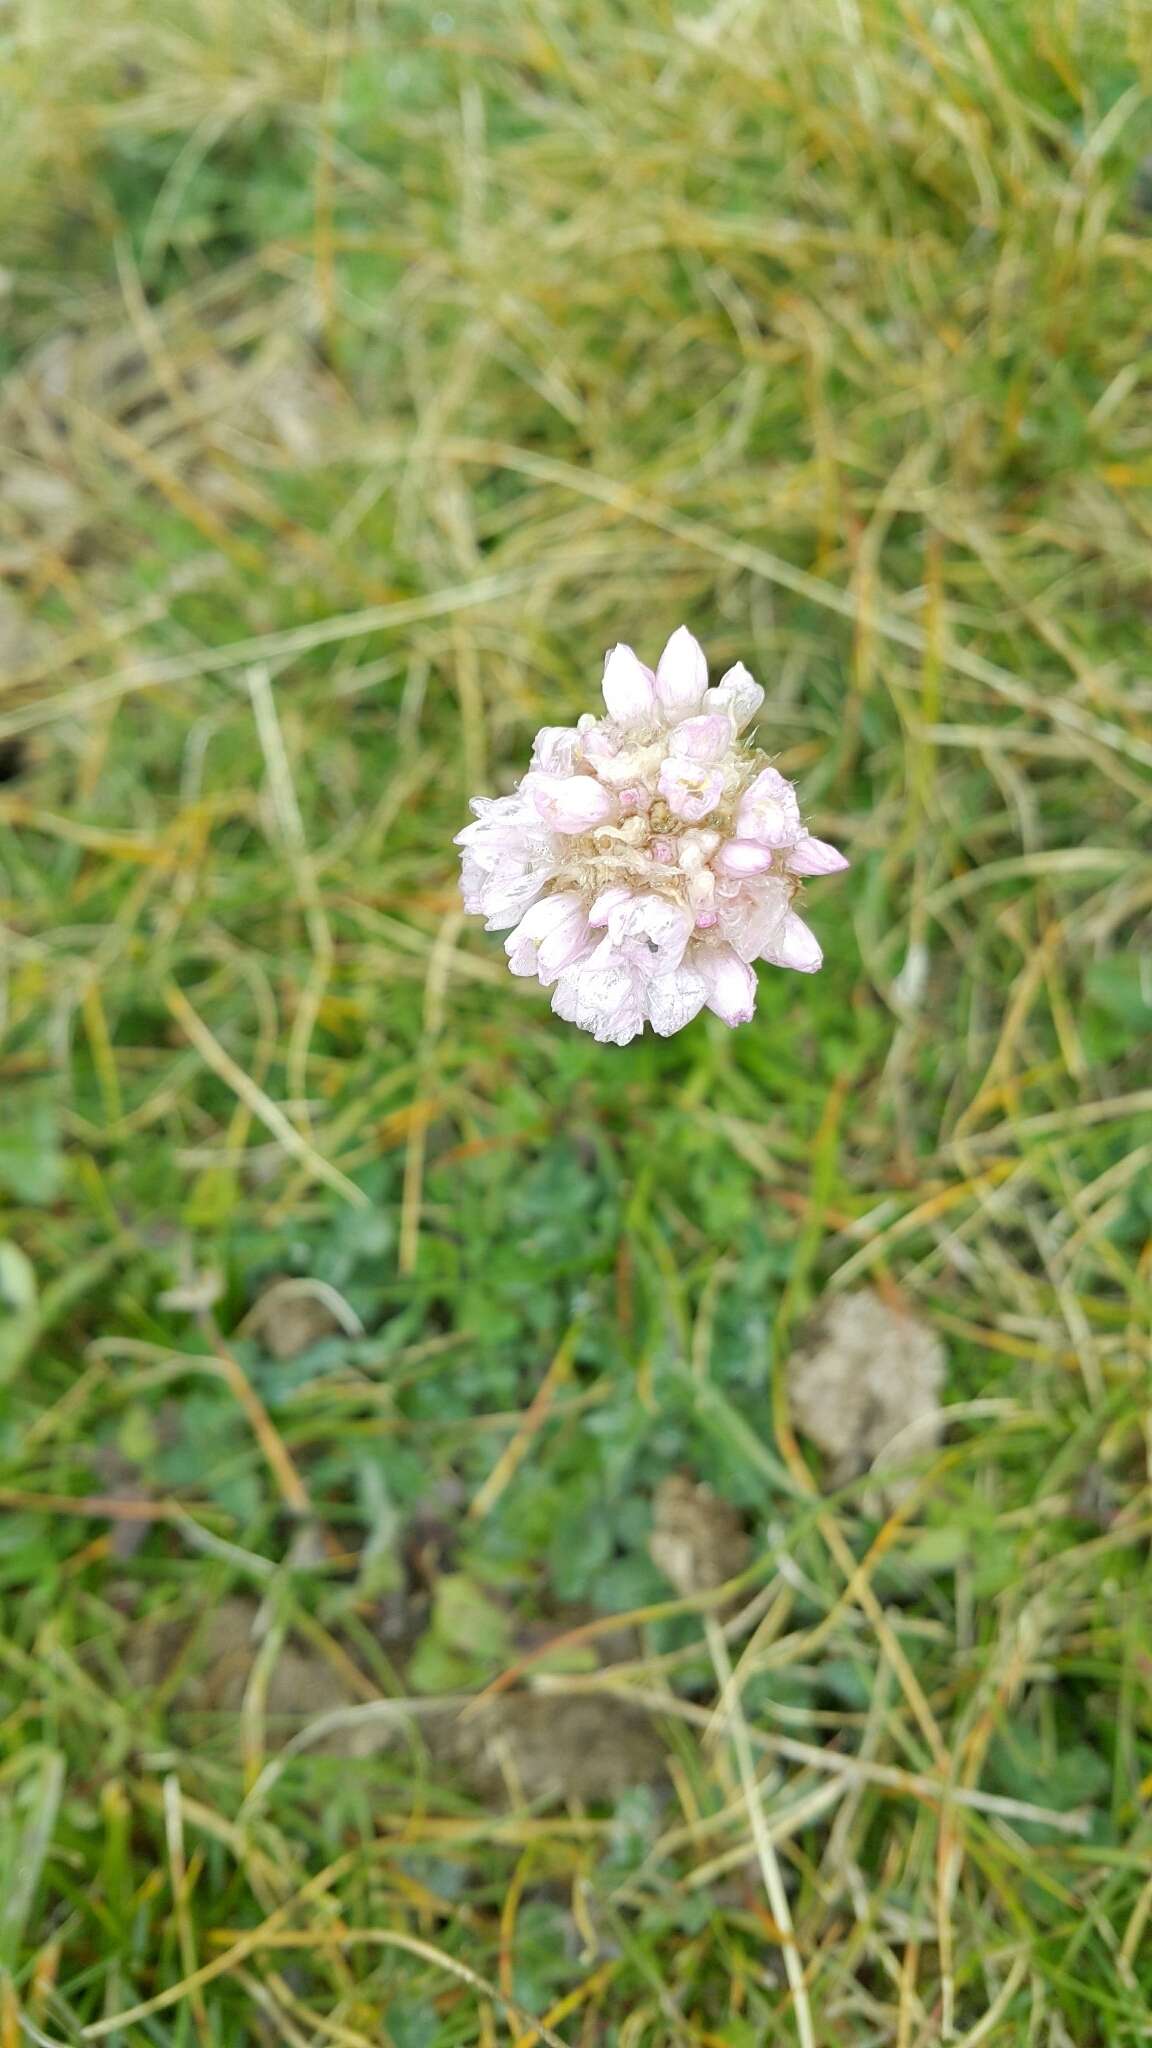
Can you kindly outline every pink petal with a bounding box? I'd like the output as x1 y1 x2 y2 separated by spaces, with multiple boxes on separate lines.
454 791 538 848
531 726 582 776
604 892 692 973
461 857 552 931
504 892 591 983
551 958 646 1045
715 875 791 962
714 838 774 877
529 773 615 834
657 758 725 823
736 766 800 847
763 911 823 973
588 885 635 927
654 626 708 721
581 723 620 765
703 661 765 732
617 783 651 813
668 713 731 763
695 942 757 1025
602 645 656 725
786 833 849 877
537 922 595 982
646 966 707 1037
686 867 716 915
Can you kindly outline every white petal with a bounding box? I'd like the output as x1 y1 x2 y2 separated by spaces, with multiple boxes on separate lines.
786 833 849 877
602 644 657 725
654 625 708 721
646 966 707 1037
762 911 823 973
695 942 758 1026
703 661 764 732
528 773 615 834
714 838 774 877
668 713 731 763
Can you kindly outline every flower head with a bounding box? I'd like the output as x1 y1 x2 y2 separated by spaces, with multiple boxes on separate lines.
455 627 848 1044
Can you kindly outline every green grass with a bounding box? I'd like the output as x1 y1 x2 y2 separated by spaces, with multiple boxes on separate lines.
2 0 1152 2039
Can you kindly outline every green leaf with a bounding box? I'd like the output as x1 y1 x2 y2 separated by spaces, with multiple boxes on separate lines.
0 1241 122 1385
432 1573 511 1661
0 1102 62 1204
0 1242 37 1314
1084 957 1152 1032
406 1633 480 1694
408 1573 514 1693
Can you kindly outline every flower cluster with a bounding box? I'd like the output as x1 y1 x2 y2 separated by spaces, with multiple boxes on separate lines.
455 628 847 1044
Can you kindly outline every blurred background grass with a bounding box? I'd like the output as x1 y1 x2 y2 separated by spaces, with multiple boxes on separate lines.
2 0 1152 2040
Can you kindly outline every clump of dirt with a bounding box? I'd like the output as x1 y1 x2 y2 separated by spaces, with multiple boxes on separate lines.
786 1287 945 1506
435 1693 666 1803
242 1276 361 1360
124 1597 367 1722
649 1474 751 1597
124 1597 667 1801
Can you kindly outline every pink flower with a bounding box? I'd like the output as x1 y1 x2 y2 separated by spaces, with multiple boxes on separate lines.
531 726 583 776
714 872 792 963
601 892 692 974
702 661 764 732
736 766 801 848
762 910 824 973
551 957 647 1046
655 625 708 722
787 834 850 877
455 626 848 1042
714 838 774 877
455 792 555 931
657 756 726 823
602 645 656 725
504 892 594 984
668 714 731 762
528 773 616 834
696 942 758 1025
